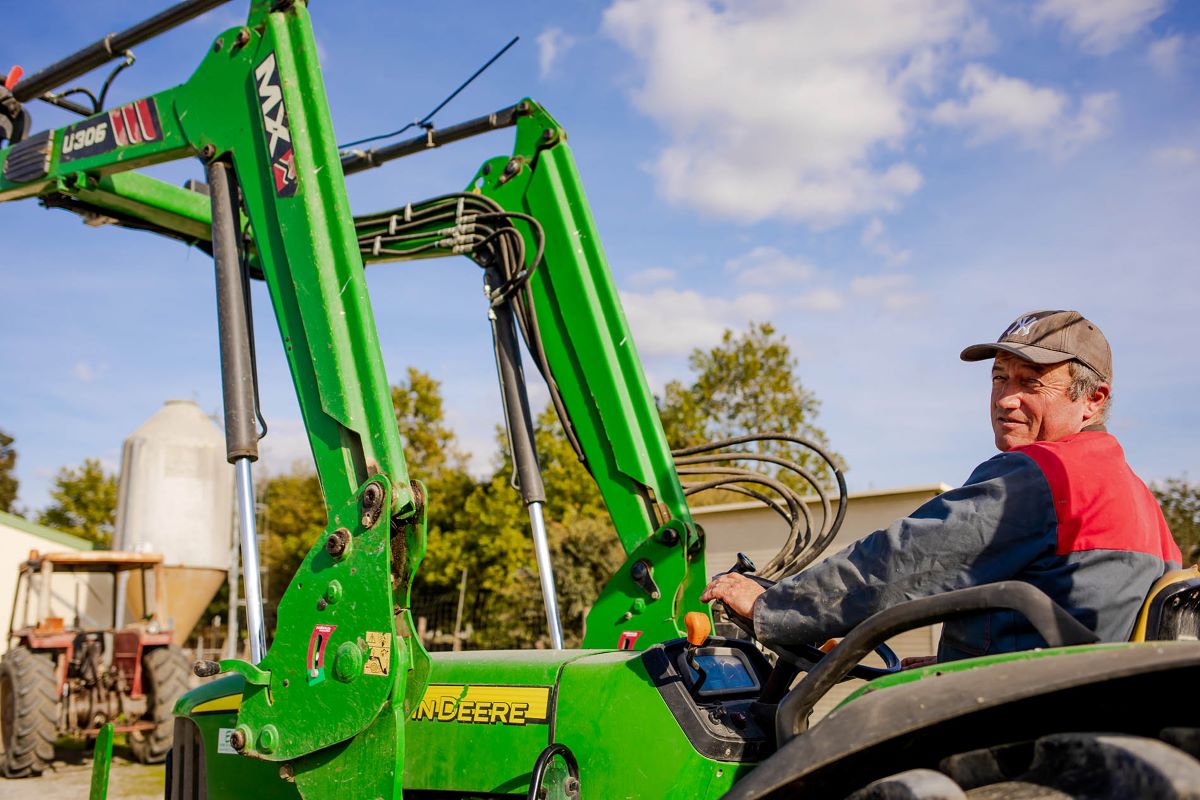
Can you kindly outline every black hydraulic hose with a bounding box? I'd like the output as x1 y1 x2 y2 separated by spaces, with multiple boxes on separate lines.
207 159 258 462
526 743 580 800
14 0 233 102
674 452 823 531
673 433 848 577
351 190 584 465
774 582 1101 745
685 481 792 524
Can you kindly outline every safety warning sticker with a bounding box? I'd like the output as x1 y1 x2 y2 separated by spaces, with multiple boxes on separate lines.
411 684 552 726
364 631 391 676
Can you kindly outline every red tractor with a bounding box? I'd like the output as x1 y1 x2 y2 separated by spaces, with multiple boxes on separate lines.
0 550 191 777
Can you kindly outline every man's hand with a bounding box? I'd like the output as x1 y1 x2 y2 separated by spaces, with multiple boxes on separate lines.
701 573 766 620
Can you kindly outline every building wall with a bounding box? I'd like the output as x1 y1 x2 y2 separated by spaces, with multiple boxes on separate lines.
0 511 93 654
692 484 951 720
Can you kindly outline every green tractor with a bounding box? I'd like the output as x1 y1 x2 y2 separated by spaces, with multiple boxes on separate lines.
2 2 1199 797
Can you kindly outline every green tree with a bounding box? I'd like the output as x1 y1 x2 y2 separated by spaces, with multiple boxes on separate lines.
258 466 328 628
255 368 478 624
412 403 617 649
0 429 17 514
658 322 842 502
548 517 623 644
37 458 118 547
391 367 466 483
1154 477 1200 567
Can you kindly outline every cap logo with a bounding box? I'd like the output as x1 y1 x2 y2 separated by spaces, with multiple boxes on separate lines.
1004 315 1038 338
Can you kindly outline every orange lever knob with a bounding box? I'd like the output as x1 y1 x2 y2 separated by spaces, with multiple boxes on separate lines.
685 612 711 646
4 66 22 91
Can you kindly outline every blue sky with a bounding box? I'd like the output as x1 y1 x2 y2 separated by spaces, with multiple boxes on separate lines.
2 0 1198 515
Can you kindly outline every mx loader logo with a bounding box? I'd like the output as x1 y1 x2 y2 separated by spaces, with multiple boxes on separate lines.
255 52 296 197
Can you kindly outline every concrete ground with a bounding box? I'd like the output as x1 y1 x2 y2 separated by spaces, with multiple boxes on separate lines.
0 741 164 800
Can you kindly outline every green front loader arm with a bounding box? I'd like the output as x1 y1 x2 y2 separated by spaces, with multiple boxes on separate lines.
16 94 717 650
2 2 425 796
467 103 710 648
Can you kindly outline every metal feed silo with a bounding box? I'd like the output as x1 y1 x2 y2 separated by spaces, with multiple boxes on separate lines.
114 400 233 643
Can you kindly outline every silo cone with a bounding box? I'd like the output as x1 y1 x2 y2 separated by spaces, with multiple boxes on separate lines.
114 400 234 643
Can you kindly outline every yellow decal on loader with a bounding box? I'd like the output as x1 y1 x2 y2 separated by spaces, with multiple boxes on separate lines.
364 631 391 676
411 684 551 726
191 694 243 714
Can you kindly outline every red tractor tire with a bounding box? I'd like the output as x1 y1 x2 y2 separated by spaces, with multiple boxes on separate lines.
129 644 191 764
0 646 58 778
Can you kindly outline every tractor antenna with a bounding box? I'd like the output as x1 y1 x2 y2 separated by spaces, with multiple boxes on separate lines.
338 35 520 150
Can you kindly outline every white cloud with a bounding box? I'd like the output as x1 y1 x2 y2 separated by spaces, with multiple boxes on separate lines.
862 217 885 245
1148 33 1186 76
725 246 815 287
860 217 912 266
620 287 778 356
628 266 677 287
602 0 987 226
73 361 107 383
1034 0 1168 55
792 288 844 312
852 274 913 295
257 418 315 476
537 27 576 79
850 273 926 310
932 64 1117 156
1151 146 1199 167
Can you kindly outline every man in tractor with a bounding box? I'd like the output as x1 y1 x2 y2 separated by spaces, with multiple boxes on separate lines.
702 310 1182 661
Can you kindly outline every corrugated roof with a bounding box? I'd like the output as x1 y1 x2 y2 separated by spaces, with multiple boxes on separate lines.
0 510 94 551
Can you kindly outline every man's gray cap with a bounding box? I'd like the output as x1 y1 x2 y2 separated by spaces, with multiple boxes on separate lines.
960 310 1112 382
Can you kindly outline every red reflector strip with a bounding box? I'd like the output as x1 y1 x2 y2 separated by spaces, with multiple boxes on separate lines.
122 106 142 144
134 99 158 141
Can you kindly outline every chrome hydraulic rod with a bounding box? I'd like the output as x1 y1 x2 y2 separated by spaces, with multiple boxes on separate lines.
528 501 564 649
234 458 266 662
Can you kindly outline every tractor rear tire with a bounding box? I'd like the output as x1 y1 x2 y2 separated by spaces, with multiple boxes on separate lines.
129 645 191 765
0 646 58 778
851 732 1200 799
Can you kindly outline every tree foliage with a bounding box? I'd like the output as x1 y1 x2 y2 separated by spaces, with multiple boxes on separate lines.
1154 477 1200 566
0 429 17 514
258 467 327 629
37 458 118 547
391 367 465 484
658 322 841 501
413 404 618 648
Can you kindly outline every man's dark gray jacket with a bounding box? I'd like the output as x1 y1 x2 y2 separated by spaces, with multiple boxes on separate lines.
751 431 1182 661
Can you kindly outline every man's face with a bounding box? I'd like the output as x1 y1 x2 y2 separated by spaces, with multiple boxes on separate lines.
990 354 1089 451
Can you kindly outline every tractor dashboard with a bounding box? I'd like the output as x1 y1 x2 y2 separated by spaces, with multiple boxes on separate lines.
644 636 775 763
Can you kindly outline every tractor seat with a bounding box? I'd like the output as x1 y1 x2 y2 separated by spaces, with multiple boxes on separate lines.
1129 565 1200 642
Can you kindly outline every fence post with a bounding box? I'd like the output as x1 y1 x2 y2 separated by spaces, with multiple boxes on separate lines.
452 567 468 652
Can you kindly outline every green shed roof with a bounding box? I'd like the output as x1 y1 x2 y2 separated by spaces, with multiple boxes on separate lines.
0 510 94 551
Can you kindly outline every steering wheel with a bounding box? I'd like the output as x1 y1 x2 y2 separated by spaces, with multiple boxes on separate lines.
714 558 902 682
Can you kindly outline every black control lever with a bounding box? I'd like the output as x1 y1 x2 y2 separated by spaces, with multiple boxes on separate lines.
712 553 776 639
